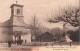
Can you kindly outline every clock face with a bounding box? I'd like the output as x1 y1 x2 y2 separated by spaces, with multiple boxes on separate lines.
17 17 23 22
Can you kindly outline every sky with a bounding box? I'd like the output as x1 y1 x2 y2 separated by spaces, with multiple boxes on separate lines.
0 0 79 29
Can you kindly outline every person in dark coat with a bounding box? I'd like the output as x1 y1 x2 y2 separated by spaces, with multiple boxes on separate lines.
25 40 27 45
17 39 23 45
70 42 72 47
8 40 12 47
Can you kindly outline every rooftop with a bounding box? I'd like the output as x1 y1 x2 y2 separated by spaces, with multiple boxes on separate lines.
10 4 24 8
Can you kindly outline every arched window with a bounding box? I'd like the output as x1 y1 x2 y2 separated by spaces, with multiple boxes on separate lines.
17 9 20 15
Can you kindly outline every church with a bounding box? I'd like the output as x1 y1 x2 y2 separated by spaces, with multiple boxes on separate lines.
0 3 31 43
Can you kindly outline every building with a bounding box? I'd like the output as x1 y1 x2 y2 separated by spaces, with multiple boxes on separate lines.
0 3 31 43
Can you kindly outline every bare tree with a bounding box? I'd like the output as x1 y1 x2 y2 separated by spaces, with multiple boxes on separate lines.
30 14 42 45
47 7 80 42
48 8 80 27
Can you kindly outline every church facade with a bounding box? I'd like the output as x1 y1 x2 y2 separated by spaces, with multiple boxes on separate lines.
0 4 31 43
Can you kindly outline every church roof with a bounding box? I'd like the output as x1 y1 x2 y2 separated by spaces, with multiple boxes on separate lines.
0 19 11 27
0 19 27 27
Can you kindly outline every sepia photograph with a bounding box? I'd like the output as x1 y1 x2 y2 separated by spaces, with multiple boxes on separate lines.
0 0 80 51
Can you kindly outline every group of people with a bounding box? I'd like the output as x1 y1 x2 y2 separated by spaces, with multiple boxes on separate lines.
8 39 27 47
16 39 23 45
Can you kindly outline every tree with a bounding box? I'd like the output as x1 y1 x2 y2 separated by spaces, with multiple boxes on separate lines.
47 7 80 42
51 27 63 41
30 14 42 45
67 30 80 42
48 8 80 27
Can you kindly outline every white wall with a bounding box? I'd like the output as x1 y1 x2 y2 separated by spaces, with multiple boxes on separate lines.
21 33 31 43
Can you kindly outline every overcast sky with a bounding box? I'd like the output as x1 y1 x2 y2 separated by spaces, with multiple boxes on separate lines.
0 0 79 29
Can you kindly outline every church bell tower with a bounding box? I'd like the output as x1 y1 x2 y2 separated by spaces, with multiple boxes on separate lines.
10 3 24 26
10 3 25 40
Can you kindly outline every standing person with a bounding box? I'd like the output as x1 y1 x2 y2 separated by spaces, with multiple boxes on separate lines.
25 40 27 45
17 40 19 45
20 39 23 45
8 40 12 47
70 42 72 47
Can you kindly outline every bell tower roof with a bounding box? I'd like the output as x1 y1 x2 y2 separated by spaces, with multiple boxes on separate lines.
10 4 24 8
